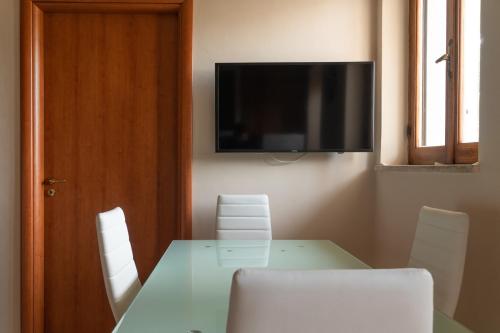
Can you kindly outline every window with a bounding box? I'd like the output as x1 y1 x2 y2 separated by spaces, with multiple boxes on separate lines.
408 0 480 164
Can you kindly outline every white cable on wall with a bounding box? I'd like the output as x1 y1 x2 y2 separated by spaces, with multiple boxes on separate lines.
264 153 307 165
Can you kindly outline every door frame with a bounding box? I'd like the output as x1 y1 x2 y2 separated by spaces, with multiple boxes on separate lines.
20 1 193 332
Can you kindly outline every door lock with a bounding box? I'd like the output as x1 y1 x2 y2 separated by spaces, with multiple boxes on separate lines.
46 188 56 197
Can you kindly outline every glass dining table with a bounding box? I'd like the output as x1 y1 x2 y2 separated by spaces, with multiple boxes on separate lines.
113 240 473 333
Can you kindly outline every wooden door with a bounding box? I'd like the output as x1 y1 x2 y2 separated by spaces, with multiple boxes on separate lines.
21 2 192 333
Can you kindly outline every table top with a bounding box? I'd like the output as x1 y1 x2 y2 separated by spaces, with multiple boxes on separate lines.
114 240 472 333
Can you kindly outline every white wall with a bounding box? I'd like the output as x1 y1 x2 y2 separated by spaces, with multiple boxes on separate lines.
377 0 408 165
375 0 500 332
0 0 20 331
193 0 378 262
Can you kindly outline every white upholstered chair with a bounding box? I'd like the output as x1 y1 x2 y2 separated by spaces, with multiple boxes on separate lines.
409 206 469 317
96 207 142 322
216 194 272 240
227 268 434 333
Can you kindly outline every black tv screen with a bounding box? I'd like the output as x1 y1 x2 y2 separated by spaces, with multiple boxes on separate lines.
215 62 374 152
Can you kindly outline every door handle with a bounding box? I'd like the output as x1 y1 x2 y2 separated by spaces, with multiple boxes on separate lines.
43 177 67 186
435 53 451 78
434 39 454 78
435 53 450 64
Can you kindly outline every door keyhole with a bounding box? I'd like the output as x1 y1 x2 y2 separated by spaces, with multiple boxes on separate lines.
47 188 56 197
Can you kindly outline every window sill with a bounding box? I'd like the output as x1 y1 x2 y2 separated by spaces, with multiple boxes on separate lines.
375 163 480 173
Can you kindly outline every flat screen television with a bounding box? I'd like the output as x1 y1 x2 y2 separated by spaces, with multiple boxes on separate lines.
215 62 374 152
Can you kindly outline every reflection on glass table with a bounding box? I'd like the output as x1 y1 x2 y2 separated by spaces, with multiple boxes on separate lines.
216 240 270 268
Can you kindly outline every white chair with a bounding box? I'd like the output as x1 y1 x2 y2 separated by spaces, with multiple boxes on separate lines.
96 207 142 322
216 194 272 240
227 268 434 333
408 206 469 317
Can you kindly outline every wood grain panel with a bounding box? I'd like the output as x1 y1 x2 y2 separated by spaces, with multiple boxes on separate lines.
35 0 184 3
33 5 46 333
21 1 35 331
43 12 179 332
178 0 192 239
36 2 180 14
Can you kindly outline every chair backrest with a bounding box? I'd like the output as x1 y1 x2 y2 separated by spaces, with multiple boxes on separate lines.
227 268 433 333
96 207 142 322
409 206 469 317
216 194 272 240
